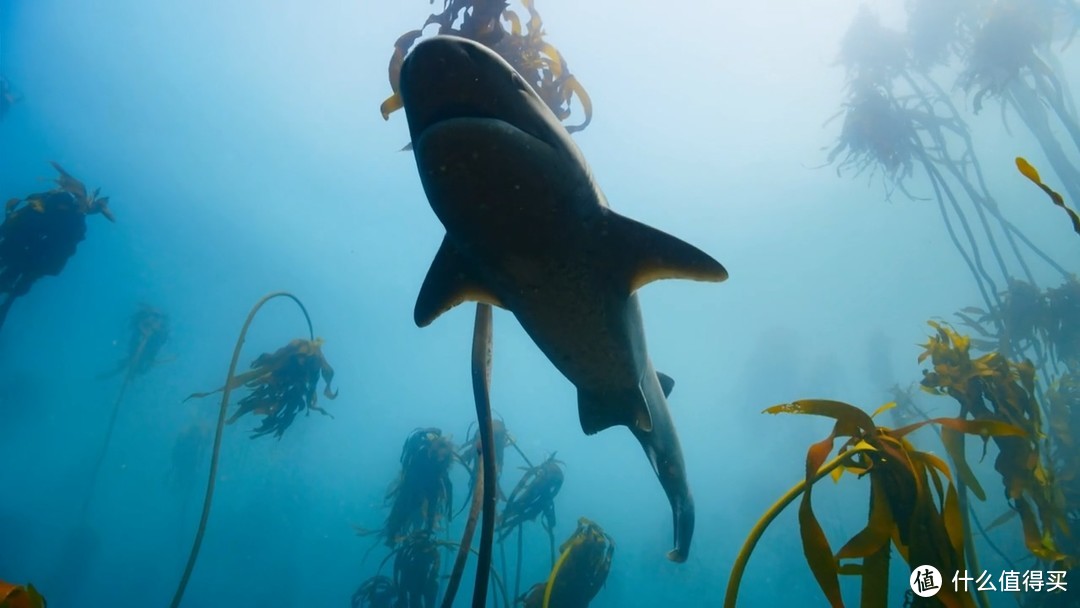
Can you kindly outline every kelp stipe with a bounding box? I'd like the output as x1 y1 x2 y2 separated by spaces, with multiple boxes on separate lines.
168 291 327 608
467 303 499 608
80 306 170 522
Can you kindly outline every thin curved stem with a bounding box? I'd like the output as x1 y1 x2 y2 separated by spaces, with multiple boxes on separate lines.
723 446 876 608
79 335 148 521
470 303 497 608
168 291 313 608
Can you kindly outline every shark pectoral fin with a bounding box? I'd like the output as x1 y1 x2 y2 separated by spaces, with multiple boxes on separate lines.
577 387 654 435
414 236 502 327
604 212 728 293
657 371 675 398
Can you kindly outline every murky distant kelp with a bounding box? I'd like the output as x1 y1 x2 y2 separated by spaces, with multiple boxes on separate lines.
80 304 171 523
729 1 1080 606
0 162 114 331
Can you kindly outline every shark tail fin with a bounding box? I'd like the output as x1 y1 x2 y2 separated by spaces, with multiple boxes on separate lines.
603 211 728 294
414 236 502 327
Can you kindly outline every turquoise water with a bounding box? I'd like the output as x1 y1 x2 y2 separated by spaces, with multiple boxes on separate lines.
2 1 1079 606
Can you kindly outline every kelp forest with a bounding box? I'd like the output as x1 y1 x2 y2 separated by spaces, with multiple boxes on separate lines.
2 0 1079 607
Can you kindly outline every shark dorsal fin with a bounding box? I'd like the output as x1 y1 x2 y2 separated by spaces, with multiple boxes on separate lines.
602 211 728 294
414 236 502 327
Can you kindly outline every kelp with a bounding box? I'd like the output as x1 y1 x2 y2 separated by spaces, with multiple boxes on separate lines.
955 276 1080 372
381 0 592 133
498 454 563 540
0 581 45 608
957 2 1056 113
186 337 337 439
517 517 614 608
460 418 510 502
499 452 563 600
957 1 1080 204
80 304 172 521
351 575 397 608
726 398 1029 608
101 304 170 379
1046 371 1080 560
1016 156 1080 235
391 531 442 608
0 161 114 331
918 321 1071 565
360 428 457 546
170 292 331 608
827 5 1072 334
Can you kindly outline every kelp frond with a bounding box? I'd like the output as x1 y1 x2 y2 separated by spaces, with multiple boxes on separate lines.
186 337 337 439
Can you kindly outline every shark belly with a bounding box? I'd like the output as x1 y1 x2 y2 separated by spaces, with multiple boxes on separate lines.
401 38 728 562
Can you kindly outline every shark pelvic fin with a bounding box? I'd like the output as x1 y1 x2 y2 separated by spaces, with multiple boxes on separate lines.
578 385 654 435
604 211 728 294
657 371 675 398
414 236 502 327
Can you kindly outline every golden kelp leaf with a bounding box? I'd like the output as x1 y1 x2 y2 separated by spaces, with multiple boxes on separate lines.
1015 156 1042 184
836 475 894 560
562 75 592 134
799 492 844 608
894 416 1027 441
939 427 986 501
1015 499 1067 561
380 94 403 120
869 401 896 419
766 399 876 438
943 483 965 556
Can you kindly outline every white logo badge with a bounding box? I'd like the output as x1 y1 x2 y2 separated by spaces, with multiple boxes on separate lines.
910 565 942 597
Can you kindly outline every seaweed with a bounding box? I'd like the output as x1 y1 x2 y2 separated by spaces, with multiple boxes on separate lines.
727 398 1026 608
0 162 114 331
169 292 335 608
186 337 337 439
381 0 592 134
919 321 1070 565
518 517 614 608
80 304 172 522
360 427 457 548
351 575 397 608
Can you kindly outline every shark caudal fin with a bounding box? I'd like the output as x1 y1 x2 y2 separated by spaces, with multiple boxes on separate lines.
414 236 503 327
577 370 675 435
600 211 728 294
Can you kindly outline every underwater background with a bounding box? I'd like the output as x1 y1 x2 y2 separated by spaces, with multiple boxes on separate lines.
2 0 1079 606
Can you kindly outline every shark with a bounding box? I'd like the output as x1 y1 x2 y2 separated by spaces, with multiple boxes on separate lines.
398 35 728 563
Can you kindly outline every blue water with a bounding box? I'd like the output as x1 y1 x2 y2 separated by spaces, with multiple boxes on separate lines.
2 1 1078 606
